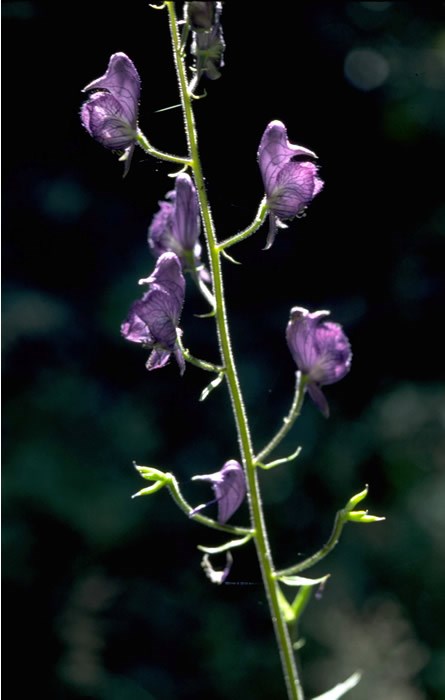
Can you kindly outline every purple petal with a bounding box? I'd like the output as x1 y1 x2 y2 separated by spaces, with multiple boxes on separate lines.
137 287 180 350
310 321 352 385
146 253 186 321
148 195 176 257
148 179 206 277
82 53 140 128
121 253 185 373
270 161 323 220
286 307 331 375
146 347 172 372
174 174 200 252
192 460 246 524
258 121 317 199
286 306 351 416
120 297 155 344
81 92 136 150
307 383 330 418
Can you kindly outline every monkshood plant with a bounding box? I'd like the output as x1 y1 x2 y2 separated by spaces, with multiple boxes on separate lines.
81 4 384 698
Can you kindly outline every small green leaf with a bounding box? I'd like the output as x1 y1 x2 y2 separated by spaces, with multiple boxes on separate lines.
133 462 169 482
348 511 385 523
311 671 361 700
199 373 225 401
345 485 369 510
197 532 253 554
278 573 330 588
276 586 296 623
131 480 166 498
221 249 241 265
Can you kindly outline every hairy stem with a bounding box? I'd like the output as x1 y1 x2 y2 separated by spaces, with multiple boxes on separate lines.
136 129 192 165
166 4 304 698
216 197 269 251
256 372 307 464
276 510 347 577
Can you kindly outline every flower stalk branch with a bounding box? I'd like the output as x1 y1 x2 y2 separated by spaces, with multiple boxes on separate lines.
176 334 224 373
136 129 193 166
276 486 384 577
216 197 268 251
256 371 307 465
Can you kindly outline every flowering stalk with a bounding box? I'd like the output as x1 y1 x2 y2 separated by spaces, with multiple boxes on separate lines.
81 6 383 698
165 3 304 698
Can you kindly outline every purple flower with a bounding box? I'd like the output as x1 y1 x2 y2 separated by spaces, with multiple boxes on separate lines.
121 252 186 374
191 460 246 524
286 307 352 418
81 53 140 175
258 120 324 248
148 174 208 280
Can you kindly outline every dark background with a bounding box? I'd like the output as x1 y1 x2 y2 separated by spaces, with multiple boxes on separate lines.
3 2 445 698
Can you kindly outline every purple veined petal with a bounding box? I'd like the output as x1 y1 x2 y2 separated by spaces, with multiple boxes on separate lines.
146 347 173 372
135 287 179 350
145 252 186 322
82 53 140 128
192 460 246 524
258 120 317 199
120 297 156 345
121 253 186 374
121 287 178 351
81 92 136 150
270 160 323 220
174 174 200 252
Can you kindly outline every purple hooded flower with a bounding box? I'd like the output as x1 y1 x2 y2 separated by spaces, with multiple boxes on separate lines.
258 120 324 248
121 252 186 374
81 53 140 175
148 173 208 280
286 307 352 418
191 460 246 524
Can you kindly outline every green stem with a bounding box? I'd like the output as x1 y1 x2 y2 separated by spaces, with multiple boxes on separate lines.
136 129 193 166
165 474 253 536
177 334 223 373
166 4 304 698
276 510 348 577
217 197 269 251
256 372 307 464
